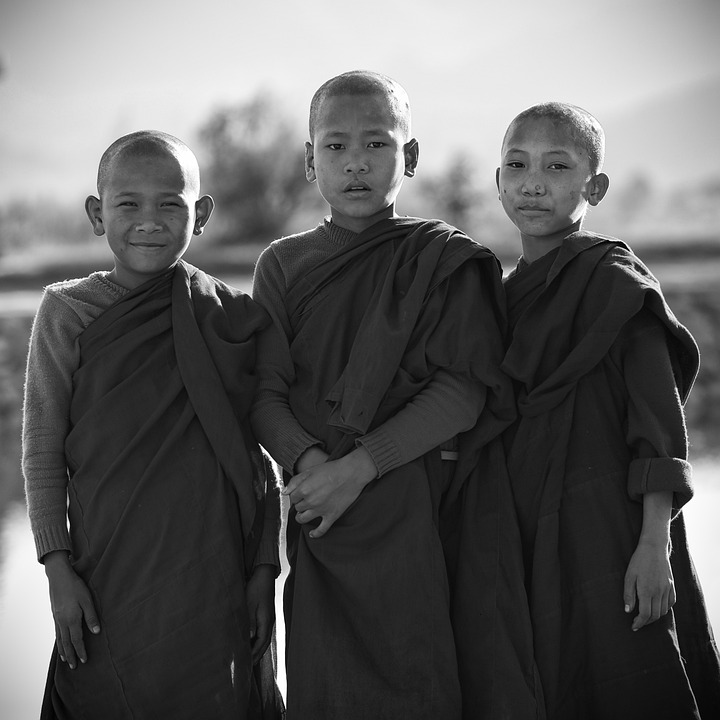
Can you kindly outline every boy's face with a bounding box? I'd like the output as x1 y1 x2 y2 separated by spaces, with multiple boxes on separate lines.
305 93 418 234
85 151 212 289
497 117 606 251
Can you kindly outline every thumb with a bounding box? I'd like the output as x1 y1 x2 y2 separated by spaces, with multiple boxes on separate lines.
283 472 306 496
309 515 334 539
623 571 637 614
81 597 101 634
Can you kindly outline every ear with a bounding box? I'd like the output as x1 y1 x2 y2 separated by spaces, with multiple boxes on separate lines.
85 196 105 236
305 141 316 183
403 138 419 178
495 167 501 197
193 195 215 236
588 173 609 207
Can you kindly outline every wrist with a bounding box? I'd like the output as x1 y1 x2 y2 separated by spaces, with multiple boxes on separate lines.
43 550 72 577
296 445 328 473
343 446 378 487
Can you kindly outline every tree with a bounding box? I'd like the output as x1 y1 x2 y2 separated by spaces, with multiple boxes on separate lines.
198 94 312 244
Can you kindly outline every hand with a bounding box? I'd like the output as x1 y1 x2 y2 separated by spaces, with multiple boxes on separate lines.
44 551 100 668
246 564 276 664
295 446 329 473
284 447 378 538
623 538 675 631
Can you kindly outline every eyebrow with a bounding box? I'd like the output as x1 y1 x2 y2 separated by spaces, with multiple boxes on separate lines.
504 147 573 155
322 128 394 137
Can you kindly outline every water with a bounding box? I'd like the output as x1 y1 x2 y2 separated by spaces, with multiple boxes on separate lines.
1 270 719 717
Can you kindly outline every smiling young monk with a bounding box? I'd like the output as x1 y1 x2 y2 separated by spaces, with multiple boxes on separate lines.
250 71 534 719
22 131 284 719
498 102 720 719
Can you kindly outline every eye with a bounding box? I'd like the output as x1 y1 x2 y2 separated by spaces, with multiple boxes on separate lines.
368 141 385 149
505 161 524 169
118 201 137 207
548 162 569 170
327 143 344 150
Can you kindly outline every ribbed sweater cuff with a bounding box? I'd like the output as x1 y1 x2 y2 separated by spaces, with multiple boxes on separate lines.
356 427 402 477
283 432 324 475
253 540 281 577
627 457 693 512
34 524 72 563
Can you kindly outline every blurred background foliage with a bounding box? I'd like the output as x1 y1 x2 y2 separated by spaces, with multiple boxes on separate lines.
1 92 719 460
2 91 719 265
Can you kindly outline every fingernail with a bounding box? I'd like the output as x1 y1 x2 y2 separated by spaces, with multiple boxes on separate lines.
91 625 100 634
60 655 65 662
624 604 630 613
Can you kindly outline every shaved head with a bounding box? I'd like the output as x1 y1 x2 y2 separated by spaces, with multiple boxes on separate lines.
504 102 605 175
309 70 411 141
97 130 201 196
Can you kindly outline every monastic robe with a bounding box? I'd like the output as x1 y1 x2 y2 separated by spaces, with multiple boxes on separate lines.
42 262 284 720
503 232 720 719
281 217 532 719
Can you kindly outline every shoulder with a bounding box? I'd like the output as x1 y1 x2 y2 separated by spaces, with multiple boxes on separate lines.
39 272 125 329
260 224 329 266
184 263 270 333
255 223 333 290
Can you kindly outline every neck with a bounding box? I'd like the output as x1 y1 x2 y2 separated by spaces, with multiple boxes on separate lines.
520 218 583 265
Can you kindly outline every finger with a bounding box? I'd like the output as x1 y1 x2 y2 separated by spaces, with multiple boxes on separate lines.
659 591 669 618
251 613 271 664
623 574 636 614
69 619 87 666
55 623 67 664
81 597 101 636
633 595 652 631
295 509 318 525
59 624 78 669
669 583 677 608
283 473 306 496
309 515 335 539
651 593 664 623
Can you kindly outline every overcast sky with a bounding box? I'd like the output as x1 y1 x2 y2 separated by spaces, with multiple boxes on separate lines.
1 0 719 205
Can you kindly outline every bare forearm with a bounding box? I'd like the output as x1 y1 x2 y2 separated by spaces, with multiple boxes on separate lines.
639 491 673 548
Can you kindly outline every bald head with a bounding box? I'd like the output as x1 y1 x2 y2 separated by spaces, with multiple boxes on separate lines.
97 130 201 197
309 70 412 141
503 102 605 175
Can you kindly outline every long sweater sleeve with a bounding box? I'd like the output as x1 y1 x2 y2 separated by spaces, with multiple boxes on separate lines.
615 310 694 508
22 275 125 561
250 222 485 476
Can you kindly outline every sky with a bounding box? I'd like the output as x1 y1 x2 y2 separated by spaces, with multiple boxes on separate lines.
1 0 719 206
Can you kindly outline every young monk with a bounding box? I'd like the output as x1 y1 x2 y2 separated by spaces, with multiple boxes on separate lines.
251 71 534 719
497 102 720 719
22 131 284 719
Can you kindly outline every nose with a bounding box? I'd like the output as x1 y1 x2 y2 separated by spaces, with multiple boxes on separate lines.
135 218 163 233
344 150 369 174
521 174 545 196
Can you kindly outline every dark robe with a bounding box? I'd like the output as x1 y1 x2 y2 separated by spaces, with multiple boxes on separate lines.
281 217 535 719
503 232 720 719
42 262 284 720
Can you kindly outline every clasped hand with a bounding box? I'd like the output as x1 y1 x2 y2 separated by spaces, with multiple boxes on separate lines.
284 446 377 538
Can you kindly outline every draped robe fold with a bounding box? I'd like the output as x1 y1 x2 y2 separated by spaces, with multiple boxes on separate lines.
42 262 283 720
503 232 720 719
280 217 533 719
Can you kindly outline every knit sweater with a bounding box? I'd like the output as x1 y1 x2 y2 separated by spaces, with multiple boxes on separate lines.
22 271 279 569
251 219 485 476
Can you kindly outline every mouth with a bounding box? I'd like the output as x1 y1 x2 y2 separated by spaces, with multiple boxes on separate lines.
343 181 371 194
517 205 549 213
131 241 167 249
